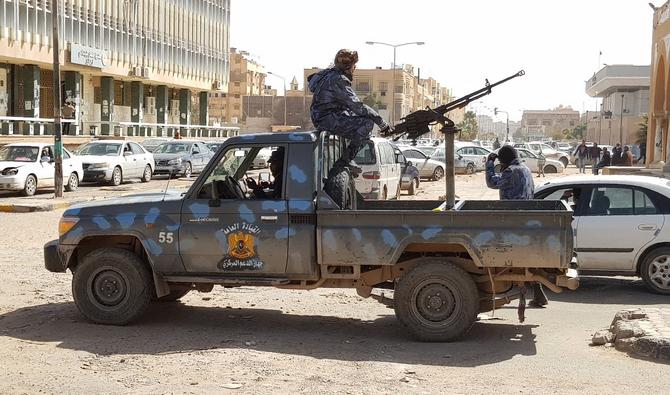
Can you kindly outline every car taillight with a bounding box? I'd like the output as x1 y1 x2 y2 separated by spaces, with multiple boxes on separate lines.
362 171 381 180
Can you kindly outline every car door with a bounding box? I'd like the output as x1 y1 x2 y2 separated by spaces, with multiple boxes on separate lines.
575 186 665 271
404 149 430 178
518 149 538 171
379 142 399 199
129 142 150 176
178 144 289 275
38 146 56 187
120 143 137 177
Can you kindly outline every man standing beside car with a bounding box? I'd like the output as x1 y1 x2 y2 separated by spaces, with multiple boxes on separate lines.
485 146 548 307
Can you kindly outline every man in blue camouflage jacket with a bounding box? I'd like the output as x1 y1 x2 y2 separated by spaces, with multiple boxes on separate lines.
485 145 548 307
308 49 392 174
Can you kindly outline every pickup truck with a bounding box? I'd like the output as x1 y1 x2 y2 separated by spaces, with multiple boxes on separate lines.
44 132 578 341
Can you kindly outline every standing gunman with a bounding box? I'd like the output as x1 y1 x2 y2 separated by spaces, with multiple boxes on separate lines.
485 145 548 307
308 49 392 174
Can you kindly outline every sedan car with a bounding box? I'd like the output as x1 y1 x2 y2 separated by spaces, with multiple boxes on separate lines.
425 147 479 177
535 175 670 294
392 145 420 195
77 140 154 186
492 147 564 174
153 140 213 178
515 142 570 168
455 144 490 171
206 140 227 154
0 143 83 196
140 137 173 152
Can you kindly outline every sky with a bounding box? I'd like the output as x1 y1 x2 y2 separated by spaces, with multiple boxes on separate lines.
230 0 656 122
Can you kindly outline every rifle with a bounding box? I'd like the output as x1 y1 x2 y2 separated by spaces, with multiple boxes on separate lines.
382 70 525 141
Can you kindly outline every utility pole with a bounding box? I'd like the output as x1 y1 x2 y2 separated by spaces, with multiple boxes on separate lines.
619 93 625 144
52 0 63 197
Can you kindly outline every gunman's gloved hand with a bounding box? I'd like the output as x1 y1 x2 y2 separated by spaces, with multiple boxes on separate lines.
487 153 498 163
379 121 393 136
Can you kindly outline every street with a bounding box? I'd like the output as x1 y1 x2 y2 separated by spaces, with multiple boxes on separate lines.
0 169 668 394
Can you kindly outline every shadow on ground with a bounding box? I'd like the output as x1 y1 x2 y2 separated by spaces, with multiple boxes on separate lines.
0 301 537 367
550 276 669 305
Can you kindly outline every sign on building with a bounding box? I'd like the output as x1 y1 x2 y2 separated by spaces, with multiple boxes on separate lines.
70 44 108 68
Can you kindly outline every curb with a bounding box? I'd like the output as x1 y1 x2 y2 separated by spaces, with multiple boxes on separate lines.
0 201 73 213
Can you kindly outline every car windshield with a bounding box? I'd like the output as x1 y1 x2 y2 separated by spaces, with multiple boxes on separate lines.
75 143 122 156
0 146 40 162
154 143 193 154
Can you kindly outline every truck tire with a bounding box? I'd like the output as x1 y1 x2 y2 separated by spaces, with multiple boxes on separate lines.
325 166 356 209
394 261 479 342
72 248 153 325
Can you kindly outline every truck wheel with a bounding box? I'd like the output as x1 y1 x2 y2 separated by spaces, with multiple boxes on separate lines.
154 288 191 302
72 248 153 325
325 166 355 209
640 247 670 295
394 261 479 342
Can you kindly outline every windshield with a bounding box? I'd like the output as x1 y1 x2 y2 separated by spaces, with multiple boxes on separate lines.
154 143 193 154
78 143 121 156
142 139 169 147
0 146 40 162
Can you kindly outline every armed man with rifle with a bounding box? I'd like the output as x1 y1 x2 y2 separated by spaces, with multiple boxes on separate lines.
308 49 393 175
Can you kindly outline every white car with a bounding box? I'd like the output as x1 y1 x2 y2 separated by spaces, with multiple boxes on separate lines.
76 140 155 186
252 147 273 169
535 175 670 294
455 143 490 171
0 143 83 196
515 142 570 168
354 137 402 200
492 148 565 174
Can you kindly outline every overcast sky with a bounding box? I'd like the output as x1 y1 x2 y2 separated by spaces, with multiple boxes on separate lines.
230 0 655 121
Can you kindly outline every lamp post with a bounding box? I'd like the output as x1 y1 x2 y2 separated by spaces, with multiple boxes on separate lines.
365 41 425 124
268 72 287 126
619 93 625 144
494 108 510 142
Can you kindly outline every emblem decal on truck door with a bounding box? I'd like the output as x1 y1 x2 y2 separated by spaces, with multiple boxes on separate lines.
217 223 264 271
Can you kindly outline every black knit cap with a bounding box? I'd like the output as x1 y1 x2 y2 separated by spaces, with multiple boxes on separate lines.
498 145 518 165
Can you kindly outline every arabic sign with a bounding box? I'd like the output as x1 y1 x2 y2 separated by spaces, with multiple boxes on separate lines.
70 44 108 68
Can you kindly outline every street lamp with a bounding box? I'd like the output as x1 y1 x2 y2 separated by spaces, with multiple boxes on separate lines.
494 107 510 142
268 71 287 126
365 41 425 124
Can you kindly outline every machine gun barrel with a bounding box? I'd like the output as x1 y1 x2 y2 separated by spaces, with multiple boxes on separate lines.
383 70 525 140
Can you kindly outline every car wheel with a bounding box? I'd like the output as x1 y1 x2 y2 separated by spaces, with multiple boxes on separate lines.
640 247 670 295
394 260 479 341
560 157 569 168
22 174 37 196
183 162 192 178
140 165 152 183
544 165 558 174
408 178 419 195
65 172 79 192
466 163 475 174
110 167 122 186
432 166 444 181
72 248 153 325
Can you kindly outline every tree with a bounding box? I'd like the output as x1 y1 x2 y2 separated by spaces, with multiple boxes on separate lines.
636 114 648 146
561 124 586 141
362 94 383 112
457 111 479 140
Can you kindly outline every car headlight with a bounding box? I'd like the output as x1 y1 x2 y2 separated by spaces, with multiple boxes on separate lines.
2 168 18 176
88 163 109 169
168 158 183 165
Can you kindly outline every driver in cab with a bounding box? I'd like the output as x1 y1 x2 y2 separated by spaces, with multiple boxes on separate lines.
246 148 284 199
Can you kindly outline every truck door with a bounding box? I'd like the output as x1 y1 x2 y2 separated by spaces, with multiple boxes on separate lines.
178 144 289 275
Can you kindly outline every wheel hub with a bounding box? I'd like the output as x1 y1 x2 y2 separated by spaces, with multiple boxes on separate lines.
92 270 127 306
650 256 670 289
416 283 456 323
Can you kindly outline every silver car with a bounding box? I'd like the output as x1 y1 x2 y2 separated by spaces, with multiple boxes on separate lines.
402 147 476 180
153 141 214 178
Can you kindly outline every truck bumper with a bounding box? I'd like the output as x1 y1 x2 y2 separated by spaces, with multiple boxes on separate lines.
44 239 67 273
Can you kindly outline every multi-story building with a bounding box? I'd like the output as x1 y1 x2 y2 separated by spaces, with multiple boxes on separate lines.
520 107 580 140
585 64 650 145
0 0 235 138
647 2 670 165
209 48 265 125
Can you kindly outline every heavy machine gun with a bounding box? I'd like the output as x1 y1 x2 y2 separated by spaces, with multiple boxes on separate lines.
381 70 525 141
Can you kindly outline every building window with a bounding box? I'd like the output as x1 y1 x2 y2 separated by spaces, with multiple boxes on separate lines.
355 81 370 92
234 94 240 99
395 85 403 94
380 91 386 97
569 121 575 127
234 105 240 110
379 82 389 91
234 82 240 87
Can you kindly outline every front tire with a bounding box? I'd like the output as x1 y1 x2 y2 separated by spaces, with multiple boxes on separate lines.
140 165 152 183
432 166 444 181
183 162 192 178
466 163 475 174
394 261 479 342
22 174 37 196
72 248 153 325
640 247 670 295
65 172 79 192
110 167 122 186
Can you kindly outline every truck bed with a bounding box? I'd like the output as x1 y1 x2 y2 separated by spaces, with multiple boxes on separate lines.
317 200 573 269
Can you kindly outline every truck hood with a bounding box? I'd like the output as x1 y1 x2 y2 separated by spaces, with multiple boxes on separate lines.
64 190 185 216
153 153 188 161
79 155 118 164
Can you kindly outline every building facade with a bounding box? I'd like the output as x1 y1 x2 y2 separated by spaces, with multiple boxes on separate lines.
584 65 649 146
648 2 670 164
520 107 580 141
0 0 235 138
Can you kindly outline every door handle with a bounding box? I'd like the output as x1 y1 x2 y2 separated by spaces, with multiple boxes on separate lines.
638 224 657 231
261 215 278 222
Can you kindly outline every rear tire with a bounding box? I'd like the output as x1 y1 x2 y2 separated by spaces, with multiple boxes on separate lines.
324 166 356 209
394 261 479 342
640 247 670 295
72 248 153 325
544 165 558 174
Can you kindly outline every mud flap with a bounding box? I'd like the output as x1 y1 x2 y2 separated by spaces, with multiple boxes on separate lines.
518 286 527 323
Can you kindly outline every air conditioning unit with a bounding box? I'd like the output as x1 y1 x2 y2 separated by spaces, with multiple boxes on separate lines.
170 100 180 118
129 66 141 77
145 96 156 115
212 80 222 90
141 67 150 79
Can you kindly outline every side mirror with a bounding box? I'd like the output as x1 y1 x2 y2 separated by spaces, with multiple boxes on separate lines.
457 154 463 160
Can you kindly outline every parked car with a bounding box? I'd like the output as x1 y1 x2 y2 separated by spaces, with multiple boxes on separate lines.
206 140 227 154
140 137 173 153
392 145 420 195
354 137 402 200
492 147 565 174
428 147 479 176
77 140 154 186
515 142 570 167
456 143 490 171
0 143 83 196
252 147 273 169
535 175 670 294
401 147 474 179
152 140 213 178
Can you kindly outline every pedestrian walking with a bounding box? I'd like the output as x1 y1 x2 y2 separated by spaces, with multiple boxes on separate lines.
485 146 548 308
622 145 634 166
493 137 501 150
590 143 601 174
611 143 623 165
577 140 589 174
537 148 546 177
